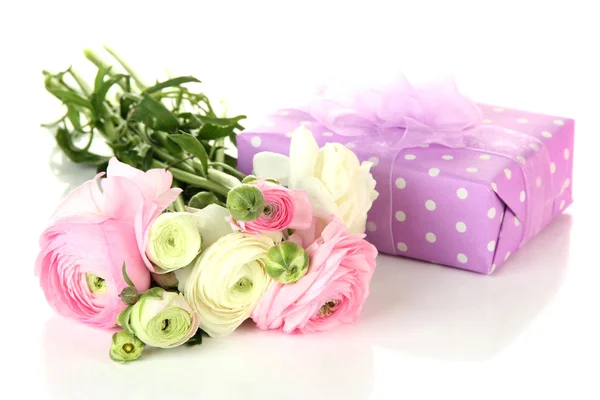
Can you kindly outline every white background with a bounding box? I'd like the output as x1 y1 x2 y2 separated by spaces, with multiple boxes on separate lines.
1 1 599 399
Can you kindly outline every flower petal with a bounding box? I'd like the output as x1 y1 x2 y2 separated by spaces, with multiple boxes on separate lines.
253 152 291 186
289 189 314 230
289 126 319 188
298 177 340 219
50 173 104 222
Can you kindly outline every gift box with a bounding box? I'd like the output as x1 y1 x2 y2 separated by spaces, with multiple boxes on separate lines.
236 79 574 274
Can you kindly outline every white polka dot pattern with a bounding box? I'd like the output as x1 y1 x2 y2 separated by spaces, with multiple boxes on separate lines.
426 232 437 243
425 200 436 211
395 211 406 222
251 136 262 148
238 103 575 276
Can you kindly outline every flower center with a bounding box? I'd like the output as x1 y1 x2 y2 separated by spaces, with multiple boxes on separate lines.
162 319 170 331
233 276 253 293
318 300 339 317
122 343 134 354
86 273 108 294
167 236 176 248
263 204 275 216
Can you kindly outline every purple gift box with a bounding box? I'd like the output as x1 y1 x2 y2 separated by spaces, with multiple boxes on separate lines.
237 88 574 274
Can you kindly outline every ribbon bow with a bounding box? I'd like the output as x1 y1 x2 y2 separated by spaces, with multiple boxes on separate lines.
307 74 483 149
304 72 553 255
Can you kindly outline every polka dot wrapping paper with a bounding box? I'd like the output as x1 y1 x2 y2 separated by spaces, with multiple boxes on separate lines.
237 104 574 274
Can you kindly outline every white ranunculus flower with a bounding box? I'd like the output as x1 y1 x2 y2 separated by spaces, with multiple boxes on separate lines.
183 232 274 337
146 212 203 274
253 126 378 233
173 204 234 291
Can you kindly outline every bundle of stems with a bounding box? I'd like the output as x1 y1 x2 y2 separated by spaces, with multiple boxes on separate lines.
43 46 246 210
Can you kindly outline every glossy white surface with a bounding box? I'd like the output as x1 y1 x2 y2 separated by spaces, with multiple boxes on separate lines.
2 1 600 399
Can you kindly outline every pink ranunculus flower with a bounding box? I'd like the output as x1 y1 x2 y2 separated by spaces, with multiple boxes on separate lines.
228 180 312 234
252 216 378 334
35 158 182 328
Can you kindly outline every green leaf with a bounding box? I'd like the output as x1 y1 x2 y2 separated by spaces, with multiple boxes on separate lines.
144 76 201 94
142 287 164 299
130 95 179 132
169 133 208 173
91 74 125 115
178 113 201 130
94 66 110 93
188 192 220 209
117 306 135 336
197 122 235 140
122 262 135 287
47 89 92 109
196 114 245 128
66 106 82 131
55 128 109 165
119 94 135 120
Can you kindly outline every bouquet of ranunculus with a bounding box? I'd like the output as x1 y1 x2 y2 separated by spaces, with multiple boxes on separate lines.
37 76 379 363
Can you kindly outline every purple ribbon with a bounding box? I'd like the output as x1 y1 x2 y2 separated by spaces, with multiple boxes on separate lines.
305 74 554 251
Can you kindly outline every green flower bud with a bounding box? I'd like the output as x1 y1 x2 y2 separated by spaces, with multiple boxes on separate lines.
86 274 107 294
126 288 199 348
188 192 220 210
242 175 258 184
118 286 140 305
265 241 310 284
109 331 144 362
146 212 202 274
226 184 266 222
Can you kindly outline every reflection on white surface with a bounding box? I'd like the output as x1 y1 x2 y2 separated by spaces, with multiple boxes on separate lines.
42 213 571 399
360 213 571 361
43 318 375 400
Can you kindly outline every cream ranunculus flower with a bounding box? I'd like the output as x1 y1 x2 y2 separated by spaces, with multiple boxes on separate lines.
119 288 199 349
146 212 203 274
253 126 378 233
183 232 274 337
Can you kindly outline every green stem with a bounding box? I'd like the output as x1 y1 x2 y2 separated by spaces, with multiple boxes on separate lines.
214 138 225 171
103 45 147 90
209 162 246 180
152 160 230 197
152 146 196 174
69 69 92 96
173 195 186 212
83 49 128 91
191 159 207 177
